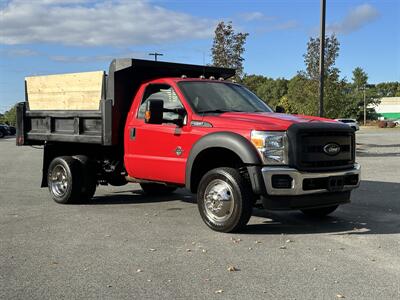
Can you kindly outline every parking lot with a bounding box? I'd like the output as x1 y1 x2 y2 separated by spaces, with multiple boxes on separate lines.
1 128 399 299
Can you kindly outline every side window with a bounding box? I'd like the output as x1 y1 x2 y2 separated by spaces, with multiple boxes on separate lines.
138 84 184 121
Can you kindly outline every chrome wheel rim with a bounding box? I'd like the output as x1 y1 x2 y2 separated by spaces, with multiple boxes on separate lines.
49 165 69 197
203 179 234 224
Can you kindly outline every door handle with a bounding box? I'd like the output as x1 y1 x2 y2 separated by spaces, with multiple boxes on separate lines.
130 128 136 140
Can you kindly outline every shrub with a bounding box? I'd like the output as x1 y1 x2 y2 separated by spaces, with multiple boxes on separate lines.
378 121 387 128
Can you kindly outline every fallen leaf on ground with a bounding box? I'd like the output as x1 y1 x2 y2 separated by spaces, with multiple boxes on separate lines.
215 290 223 294
279 246 287 250
285 239 293 243
336 294 345 298
136 269 142 273
149 248 156 252
227 266 238 272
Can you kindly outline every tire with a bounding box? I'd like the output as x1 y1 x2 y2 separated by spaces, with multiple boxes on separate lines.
0 131 4 138
300 205 339 218
47 156 84 204
73 155 97 200
197 167 253 233
140 183 177 195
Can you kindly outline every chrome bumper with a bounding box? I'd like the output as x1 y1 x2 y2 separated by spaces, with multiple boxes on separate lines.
261 163 361 196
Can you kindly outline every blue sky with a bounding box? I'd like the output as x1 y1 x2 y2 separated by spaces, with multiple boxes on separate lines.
0 0 399 112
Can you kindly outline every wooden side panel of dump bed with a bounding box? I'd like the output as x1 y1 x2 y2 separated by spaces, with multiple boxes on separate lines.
25 71 105 110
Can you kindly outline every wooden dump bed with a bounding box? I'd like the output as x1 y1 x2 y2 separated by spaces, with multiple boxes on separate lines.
17 58 235 146
25 71 105 111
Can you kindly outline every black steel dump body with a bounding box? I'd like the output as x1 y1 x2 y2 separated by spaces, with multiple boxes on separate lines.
16 58 235 146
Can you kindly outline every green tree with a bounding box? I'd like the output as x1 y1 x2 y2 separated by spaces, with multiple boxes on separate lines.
287 34 348 118
303 34 340 80
352 67 368 89
242 75 288 108
375 82 400 97
211 21 249 81
0 105 17 126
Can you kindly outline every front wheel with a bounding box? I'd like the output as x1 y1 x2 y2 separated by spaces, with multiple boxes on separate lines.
300 205 339 217
197 167 253 233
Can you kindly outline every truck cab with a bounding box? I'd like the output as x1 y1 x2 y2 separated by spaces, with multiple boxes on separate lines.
17 58 361 232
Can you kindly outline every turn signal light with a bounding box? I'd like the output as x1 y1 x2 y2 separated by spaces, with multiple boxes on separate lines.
145 110 151 122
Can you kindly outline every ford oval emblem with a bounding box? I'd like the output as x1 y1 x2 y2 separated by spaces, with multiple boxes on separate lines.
323 143 341 156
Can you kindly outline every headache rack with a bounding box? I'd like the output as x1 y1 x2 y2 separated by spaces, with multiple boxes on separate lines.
16 58 235 146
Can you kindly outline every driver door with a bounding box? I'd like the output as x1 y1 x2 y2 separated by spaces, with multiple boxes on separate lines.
125 83 189 184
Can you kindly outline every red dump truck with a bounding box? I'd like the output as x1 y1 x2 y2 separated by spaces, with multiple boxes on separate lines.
16 58 360 232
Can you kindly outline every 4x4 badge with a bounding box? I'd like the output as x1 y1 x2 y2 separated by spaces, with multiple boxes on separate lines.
323 143 341 156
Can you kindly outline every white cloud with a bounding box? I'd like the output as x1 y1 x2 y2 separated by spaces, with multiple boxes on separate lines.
0 0 214 46
256 20 299 33
327 4 379 34
1 48 39 57
49 51 147 63
239 12 275 22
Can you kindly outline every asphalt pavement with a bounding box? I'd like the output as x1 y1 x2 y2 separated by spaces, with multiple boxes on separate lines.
1 128 399 299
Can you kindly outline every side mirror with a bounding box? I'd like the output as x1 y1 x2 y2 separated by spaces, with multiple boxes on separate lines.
275 105 286 113
145 99 164 124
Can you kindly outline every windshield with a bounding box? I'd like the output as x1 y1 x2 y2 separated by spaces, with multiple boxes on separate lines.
178 81 273 114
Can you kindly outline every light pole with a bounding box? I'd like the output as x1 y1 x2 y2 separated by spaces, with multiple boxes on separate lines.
318 0 326 117
149 52 163 61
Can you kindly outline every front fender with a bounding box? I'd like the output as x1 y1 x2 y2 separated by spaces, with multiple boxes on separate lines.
185 131 263 192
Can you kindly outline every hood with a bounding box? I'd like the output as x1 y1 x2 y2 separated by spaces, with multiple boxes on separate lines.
202 112 337 131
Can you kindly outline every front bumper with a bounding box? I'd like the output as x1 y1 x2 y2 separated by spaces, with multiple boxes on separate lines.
261 163 361 196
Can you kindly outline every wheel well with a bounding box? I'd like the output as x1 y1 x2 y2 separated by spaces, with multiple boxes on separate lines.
190 147 246 193
41 143 122 187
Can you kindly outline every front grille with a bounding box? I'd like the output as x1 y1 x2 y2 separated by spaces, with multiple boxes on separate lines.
287 123 355 172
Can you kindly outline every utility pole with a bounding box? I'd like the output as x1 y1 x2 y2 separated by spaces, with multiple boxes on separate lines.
363 86 367 126
318 0 326 117
149 52 163 62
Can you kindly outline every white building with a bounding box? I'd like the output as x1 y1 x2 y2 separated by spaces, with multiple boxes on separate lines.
374 97 400 120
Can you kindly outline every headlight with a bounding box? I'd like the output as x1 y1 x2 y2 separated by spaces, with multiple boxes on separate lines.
251 130 288 165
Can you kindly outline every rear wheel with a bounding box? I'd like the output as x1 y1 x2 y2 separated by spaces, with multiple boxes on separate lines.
48 156 83 204
197 167 252 233
0 131 4 138
140 183 177 195
300 205 339 217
